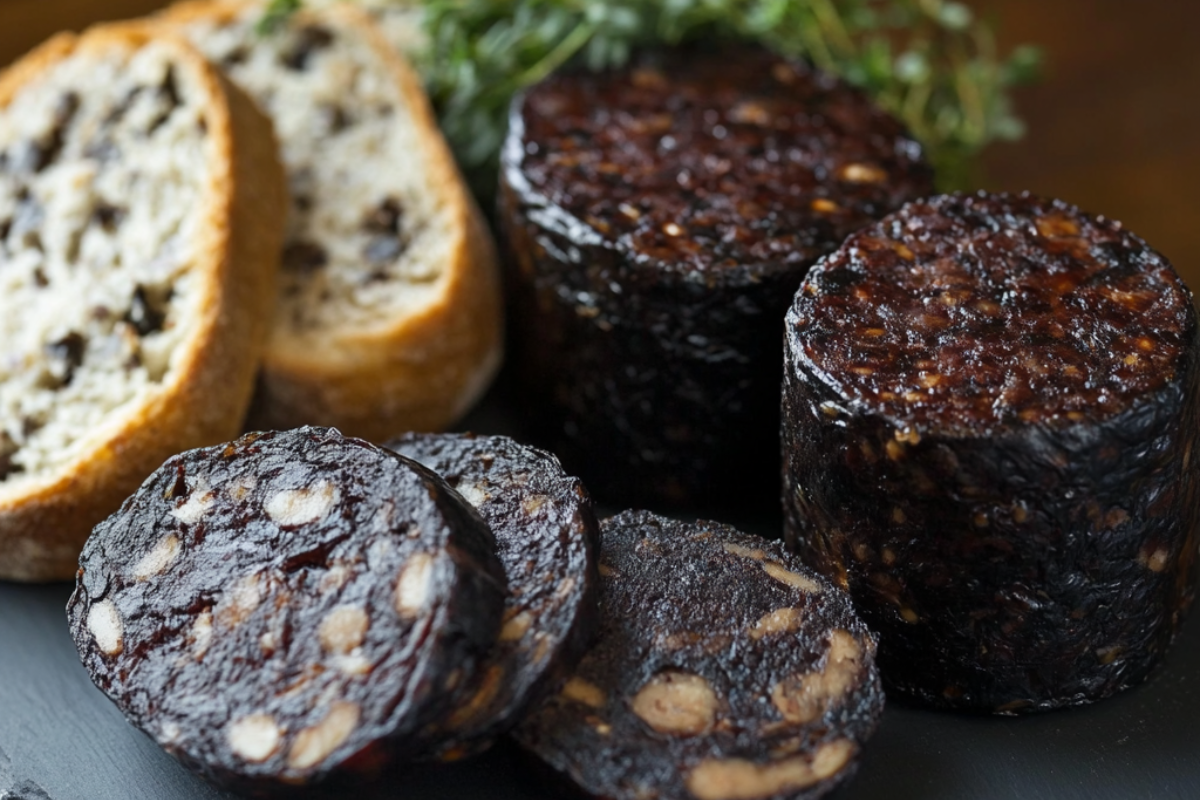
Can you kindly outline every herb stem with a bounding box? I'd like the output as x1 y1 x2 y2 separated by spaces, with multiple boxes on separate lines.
513 17 595 89
810 0 856 60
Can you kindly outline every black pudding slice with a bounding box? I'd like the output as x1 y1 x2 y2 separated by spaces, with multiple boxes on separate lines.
516 511 883 800
67 427 505 795
386 432 600 760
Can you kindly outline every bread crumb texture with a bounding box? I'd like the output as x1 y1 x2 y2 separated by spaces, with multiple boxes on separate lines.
180 6 454 335
0 40 212 487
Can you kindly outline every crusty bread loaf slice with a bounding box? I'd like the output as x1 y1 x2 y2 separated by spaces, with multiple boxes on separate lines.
162 0 504 441
0 23 287 581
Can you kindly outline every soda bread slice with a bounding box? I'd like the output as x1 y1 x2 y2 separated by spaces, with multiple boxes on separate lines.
0 23 287 581
163 0 503 441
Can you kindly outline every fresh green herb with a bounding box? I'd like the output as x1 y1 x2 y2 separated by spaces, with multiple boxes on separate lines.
421 0 1039 195
257 0 303 35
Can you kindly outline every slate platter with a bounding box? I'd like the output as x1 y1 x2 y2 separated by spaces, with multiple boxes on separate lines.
2 579 1198 800
1 392 1198 800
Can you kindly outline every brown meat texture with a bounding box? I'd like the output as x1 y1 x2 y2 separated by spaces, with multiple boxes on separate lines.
783 191 1200 712
500 45 935 511
67 427 505 796
517 511 884 800
385 432 600 760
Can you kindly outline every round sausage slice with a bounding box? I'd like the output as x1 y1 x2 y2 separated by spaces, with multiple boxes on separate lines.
516 511 883 800
783 191 1200 712
67 427 505 794
386 432 600 760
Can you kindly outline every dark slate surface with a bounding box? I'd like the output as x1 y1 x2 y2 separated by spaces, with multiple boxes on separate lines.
2 391 1198 799
1 580 1198 800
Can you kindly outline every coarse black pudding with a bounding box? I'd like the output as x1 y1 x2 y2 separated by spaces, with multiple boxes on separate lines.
783 192 1200 712
500 45 934 510
68 427 505 794
385 432 600 760
517 511 884 800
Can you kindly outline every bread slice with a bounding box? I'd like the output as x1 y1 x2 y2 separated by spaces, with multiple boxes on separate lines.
162 0 504 441
0 23 287 581
310 0 426 56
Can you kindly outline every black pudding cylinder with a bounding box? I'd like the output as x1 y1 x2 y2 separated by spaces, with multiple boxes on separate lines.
782 192 1200 713
499 46 935 512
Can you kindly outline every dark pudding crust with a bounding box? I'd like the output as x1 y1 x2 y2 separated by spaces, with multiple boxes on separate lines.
515 48 932 274
783 192 1200 712
516 511 884 800
793 192 1193 432
68 428 505 795
501 45 934 508
385 433 600 760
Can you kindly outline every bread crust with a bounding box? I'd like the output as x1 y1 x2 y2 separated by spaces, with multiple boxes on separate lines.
0 21 287 581
163 0 504 442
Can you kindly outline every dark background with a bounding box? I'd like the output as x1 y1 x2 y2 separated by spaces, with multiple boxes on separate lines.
2 0 1199 285
976 0 1200 286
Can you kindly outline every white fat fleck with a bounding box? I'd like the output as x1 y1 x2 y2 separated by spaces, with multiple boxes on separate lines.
216 574 262 628
500 611 533 643
87 599 124 656
1141 547 1169 573
521 494 549 515
560 677 605 709
319 563 352 593
722 542 766 561
455 481 491 508
631 671 718 736
171 490 215 524
749 607 803 640
132 534 180 580
228 475 258 501
318 606 369 655
764 562 823 594
161 721 181 744
227 714 282 763
287 701 360 770
191 610 213 659
332 654 373 676
687 740 855 800
265 481 339 527
394 552 434 620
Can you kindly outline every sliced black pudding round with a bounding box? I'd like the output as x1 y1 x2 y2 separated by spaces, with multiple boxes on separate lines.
517 511 883 800
385 432 600 759
67 427 505 794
